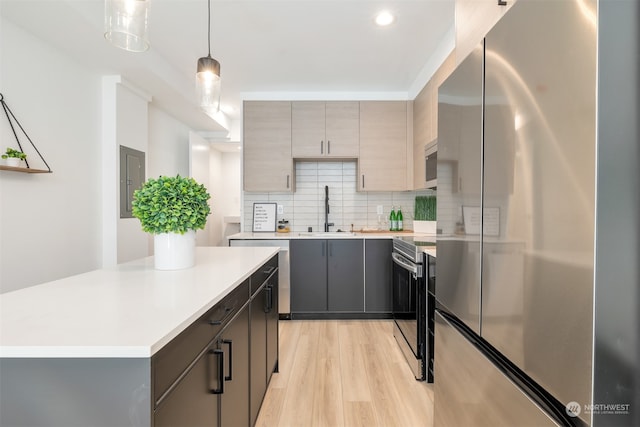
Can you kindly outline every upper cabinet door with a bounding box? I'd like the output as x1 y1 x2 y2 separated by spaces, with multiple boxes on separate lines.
292 101 326 158
324 101 359 158
292 101 359 158
358 101 408 192
243 101 293 192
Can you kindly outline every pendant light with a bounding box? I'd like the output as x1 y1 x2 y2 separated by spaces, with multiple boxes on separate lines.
196 0 221 113
104 0 150 52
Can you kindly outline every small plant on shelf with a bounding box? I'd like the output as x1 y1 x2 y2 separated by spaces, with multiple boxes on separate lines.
2 147 27 161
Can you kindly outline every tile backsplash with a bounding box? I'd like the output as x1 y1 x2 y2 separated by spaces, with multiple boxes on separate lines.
243 161 434 233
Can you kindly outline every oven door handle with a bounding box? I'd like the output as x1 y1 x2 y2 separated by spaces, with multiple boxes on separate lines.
392 252 422 278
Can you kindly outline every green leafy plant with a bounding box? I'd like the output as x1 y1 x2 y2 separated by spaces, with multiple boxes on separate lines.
132 175 211 234
2 147 27 160
414 195 436 221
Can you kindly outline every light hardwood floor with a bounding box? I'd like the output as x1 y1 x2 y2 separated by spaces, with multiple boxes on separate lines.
255 320 434 427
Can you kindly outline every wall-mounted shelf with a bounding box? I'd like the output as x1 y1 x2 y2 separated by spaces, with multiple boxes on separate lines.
0 165 51 174
1 92 53 174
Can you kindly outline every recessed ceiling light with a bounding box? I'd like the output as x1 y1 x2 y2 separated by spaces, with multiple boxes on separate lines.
375 11 395 27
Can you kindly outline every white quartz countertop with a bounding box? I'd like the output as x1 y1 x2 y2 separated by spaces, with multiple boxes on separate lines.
0 247 279 359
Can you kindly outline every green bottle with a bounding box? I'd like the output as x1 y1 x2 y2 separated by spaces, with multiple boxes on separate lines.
397 208 404 231
390 206 397 231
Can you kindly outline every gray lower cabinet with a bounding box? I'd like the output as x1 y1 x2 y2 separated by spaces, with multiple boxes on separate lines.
154 280 251 427
364 239 393 312
290 239 364 314
219 305 250 427
155 305 250 427
250 257 279 426
290 239 328 312
156 255 279 427
328 239 364 311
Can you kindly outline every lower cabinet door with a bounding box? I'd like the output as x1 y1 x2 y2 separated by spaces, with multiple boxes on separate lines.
290 239 328 312
250 289 268 426
327 239 364 311
364 239 393 312
266 273 279 379
220 305 250 427
154 346 220 427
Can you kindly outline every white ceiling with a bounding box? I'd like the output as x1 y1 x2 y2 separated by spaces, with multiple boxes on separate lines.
0 0 455 136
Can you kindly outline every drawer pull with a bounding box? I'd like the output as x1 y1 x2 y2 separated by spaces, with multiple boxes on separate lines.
208 307 234 326
265 285 273 313
262 266 276 275
223 339 233 381
209 348 224 394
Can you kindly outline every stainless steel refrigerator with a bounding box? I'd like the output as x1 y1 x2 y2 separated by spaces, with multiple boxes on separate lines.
434 0 597 425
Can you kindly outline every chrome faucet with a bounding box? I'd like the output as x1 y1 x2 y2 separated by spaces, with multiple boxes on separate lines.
324 185 334 232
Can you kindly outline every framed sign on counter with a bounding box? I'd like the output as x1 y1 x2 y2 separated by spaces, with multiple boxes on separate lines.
252 203 277 232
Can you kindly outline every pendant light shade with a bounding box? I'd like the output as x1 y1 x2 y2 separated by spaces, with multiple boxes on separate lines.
196 55 221 112
197 0 221 113
104 0 150 52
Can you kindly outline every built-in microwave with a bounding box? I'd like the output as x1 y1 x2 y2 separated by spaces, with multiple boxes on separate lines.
425 140 437 189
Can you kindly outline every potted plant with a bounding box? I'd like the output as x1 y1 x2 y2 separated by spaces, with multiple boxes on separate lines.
132 175 211 270
413 195 436 234
2 147 27 167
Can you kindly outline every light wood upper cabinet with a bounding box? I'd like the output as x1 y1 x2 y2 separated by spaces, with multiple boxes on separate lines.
291 101 359 158
358 101 409 192
243 101 293 192
412 52 456 189
455 0 517 64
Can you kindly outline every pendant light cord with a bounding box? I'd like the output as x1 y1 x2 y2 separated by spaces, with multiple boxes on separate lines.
207 0 211 57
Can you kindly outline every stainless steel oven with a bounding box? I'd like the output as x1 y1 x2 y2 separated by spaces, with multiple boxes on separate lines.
392 236 432 381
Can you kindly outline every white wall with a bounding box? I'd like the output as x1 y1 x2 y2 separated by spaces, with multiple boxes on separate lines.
0 18 101 293
148 105 190 178
189 132 214 247
220 152 242 241
189 136 241 246
220 152 242 218
114 82 150 265
208 148 224 245
0 18 201 293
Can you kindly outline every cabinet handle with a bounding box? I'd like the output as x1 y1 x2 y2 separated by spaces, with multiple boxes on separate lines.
498 0 507 5
263 266 276 276
321 140 324 154
327 140 331 154
209 349 225 394
223 339 233 381
321 241 326 257
362 175 365 188
286 174 290 189
208 306 234 326
265 285 273 313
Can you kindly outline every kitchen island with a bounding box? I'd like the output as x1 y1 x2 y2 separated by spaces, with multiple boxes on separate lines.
0 246 280 427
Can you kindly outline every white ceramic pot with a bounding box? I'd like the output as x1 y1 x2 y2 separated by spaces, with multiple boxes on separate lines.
413 220 436 234
153 230 196 270
5 157 21 167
